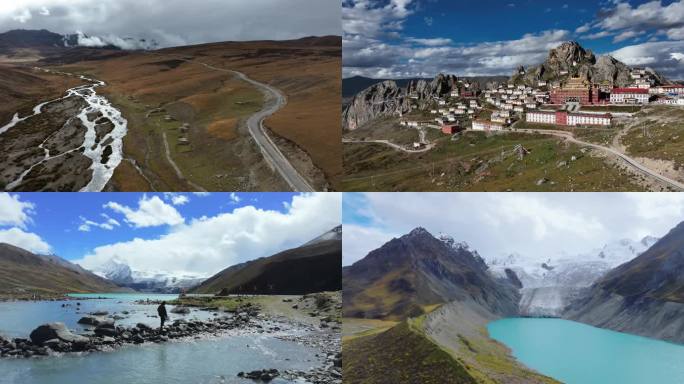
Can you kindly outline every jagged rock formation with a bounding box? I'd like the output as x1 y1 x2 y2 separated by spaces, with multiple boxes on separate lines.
511 41 666 87
565 221 684 343
343 227 519 320
342 74 463 130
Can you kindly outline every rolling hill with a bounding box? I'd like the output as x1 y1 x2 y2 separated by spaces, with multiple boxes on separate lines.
191 226 341 295
0 243 124 295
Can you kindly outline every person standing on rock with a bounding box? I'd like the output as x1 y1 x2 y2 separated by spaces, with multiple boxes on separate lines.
157 302 169 330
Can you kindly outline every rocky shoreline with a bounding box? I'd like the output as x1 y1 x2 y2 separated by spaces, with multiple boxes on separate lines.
0 298 342 383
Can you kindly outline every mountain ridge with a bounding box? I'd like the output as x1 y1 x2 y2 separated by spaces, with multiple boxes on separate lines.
0 243 125 295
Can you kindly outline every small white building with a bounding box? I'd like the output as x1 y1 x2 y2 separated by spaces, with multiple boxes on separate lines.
472 120 504 132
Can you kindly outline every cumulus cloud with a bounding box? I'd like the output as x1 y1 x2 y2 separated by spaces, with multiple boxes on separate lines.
105 195 184 228
75 193 341 276
343 193 683 266
611 40 684 77
78 214 121 232
0 0 340 48
0 193 35 229
229 193 241 204
0 227 51 254
163 193 189 206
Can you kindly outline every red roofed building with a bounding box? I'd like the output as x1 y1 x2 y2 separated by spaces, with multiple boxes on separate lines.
550 77 596 105
610 88 650 104
441 124 463 134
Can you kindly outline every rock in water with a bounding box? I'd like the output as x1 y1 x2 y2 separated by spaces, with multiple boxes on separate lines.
78 316 113 326
170 306 190 314
94 324 118 337
238 369 280 382
30 323 88 345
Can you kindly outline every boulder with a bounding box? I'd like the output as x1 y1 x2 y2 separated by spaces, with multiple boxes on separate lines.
90 311 108 316
136 323 152 331
170 306 190 314
94 324 118 337
77 316 113 327
30 323 88 345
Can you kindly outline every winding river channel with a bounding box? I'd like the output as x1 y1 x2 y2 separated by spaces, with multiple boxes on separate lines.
0 68 127 192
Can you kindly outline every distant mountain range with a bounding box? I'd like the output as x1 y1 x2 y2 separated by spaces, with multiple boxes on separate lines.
191 225 342 295
0 243 125 295
91 259 205 294
0 29 157 53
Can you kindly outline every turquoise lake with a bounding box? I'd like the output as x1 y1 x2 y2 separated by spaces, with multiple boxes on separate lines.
488 318 684 384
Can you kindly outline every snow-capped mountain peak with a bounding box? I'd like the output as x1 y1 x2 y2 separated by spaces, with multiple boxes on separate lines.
90 258 205 293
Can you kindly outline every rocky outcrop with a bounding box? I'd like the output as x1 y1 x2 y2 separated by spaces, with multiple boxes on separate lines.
342 74 463 130
511 41 666 87
342 80 411 130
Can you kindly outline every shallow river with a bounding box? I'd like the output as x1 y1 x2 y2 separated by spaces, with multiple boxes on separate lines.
0 69 127 191
0 294 320 384
488 317 684 384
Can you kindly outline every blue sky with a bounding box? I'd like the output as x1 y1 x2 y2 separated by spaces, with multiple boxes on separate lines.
342 192 684 266
0 192 341 276
343 0 684 79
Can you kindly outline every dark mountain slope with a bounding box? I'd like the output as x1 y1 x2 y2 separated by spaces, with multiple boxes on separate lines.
343 227 519 320
0 243 123 295
565 221 684 343
191 226 342 295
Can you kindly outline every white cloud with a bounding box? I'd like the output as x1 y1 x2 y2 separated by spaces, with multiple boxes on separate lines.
77 214 121 232
343 224 397 266
343 193 683 266
0 0 340 47
11 8 32 23
75 193 341 276
0 227 50 254
229 193 241 204
0 193 35 229
406 37 452 46
105 195 184 228
611 40 684 76
575 23 591 33
162 193 190 206
344 27 571 78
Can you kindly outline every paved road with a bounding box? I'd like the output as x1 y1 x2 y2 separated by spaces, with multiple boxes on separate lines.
182 59 314 192
343 138 434 153
511 128 684 191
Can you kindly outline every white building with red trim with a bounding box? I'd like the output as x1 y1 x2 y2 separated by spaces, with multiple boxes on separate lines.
526 111 611 126
610 88 650 104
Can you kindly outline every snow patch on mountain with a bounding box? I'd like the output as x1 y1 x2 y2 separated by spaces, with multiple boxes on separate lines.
486 236 659 316
303 225 342 246
91 258 205 293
